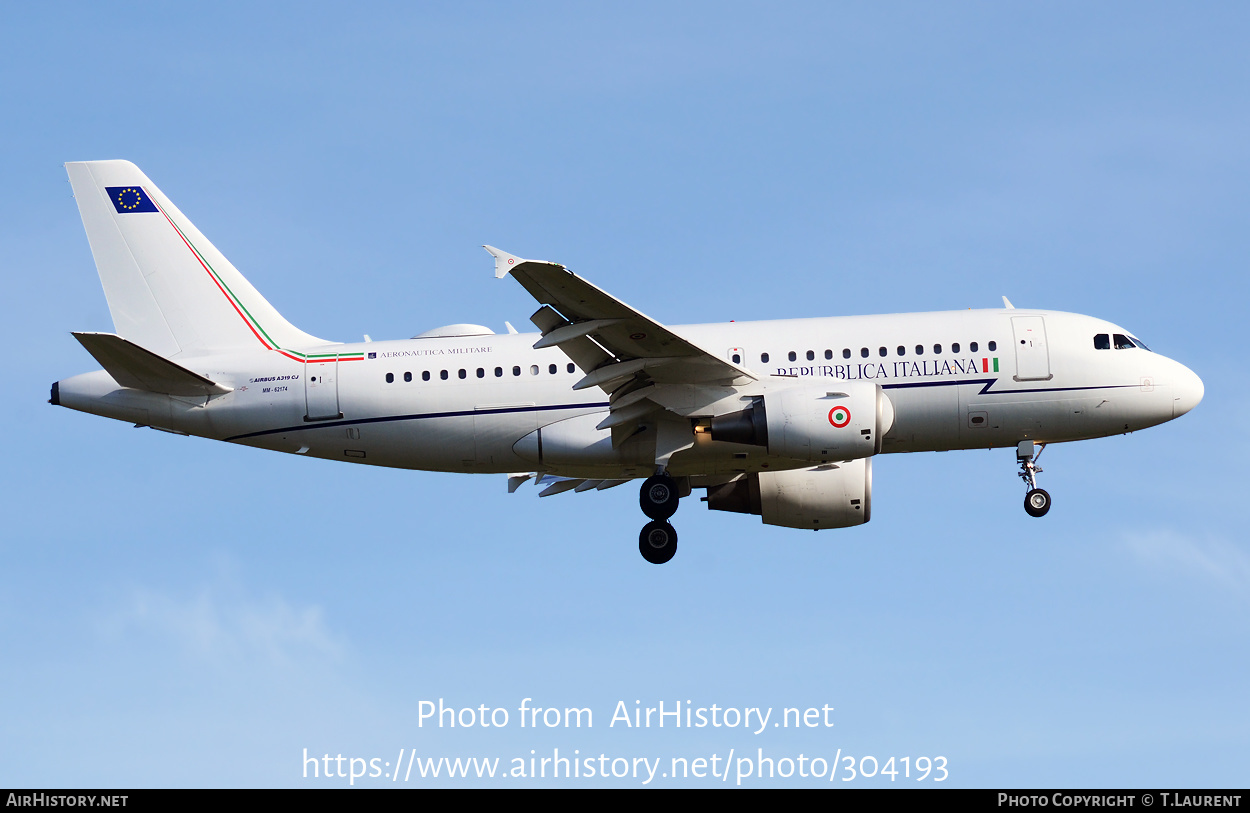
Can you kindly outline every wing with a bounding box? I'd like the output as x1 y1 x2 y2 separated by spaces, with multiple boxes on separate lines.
486 245 755 391
487 246 758 460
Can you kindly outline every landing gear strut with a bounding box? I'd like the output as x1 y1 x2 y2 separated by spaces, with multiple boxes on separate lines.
1017 440 1051 518
638 471 681 563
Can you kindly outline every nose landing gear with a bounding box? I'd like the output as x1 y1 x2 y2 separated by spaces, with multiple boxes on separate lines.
1017 440 1051 517
638 471 681 563
1024 487 1052 517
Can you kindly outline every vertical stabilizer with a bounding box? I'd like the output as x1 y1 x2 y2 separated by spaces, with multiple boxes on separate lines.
65 160 328 358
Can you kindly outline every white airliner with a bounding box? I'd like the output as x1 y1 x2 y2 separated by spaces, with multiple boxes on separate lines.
53 160 1204 564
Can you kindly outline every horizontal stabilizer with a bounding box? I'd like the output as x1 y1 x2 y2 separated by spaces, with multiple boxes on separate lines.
72 332 232 397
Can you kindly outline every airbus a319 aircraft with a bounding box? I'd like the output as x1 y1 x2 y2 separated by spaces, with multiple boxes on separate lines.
52 161 1204 564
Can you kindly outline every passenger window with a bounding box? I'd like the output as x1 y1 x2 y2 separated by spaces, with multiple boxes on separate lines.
1094 334 1110 350
422 371 430 381
806 350 814 361
970 341 978 352
933 344 942 354
530 365 539 375
440 370 448 380
495 367 503 377
567 363 575 373
843 348 851 359
788 351 796 362
878 347 887 357
952 342 960 353
732 353 740 364
825 349 832 360
896 346 905 356
761 352 770 363
458 369 467 379
915 344 924 355
860 348 869 358
548 364 557 374
477 368 485 378
404 372 412 382
988 341 997 351
385 372 394 383
513 366 521 376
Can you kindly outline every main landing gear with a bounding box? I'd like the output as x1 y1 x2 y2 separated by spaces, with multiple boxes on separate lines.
1016 440 1051 518
638 472 680 564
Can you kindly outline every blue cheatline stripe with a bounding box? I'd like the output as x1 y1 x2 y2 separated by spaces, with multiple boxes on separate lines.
224 401 612 442
881 378 1138 396
225 380 1137 442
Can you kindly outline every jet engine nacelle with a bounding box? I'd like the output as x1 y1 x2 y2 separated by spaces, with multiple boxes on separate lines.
709 380 894 463
706 459 873 529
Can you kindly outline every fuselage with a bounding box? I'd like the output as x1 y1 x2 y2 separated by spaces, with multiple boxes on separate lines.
53 159 1209 560
55 307 1204 479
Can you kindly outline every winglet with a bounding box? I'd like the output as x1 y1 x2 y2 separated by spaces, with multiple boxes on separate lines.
483 245 525 279
1002 296 1016 309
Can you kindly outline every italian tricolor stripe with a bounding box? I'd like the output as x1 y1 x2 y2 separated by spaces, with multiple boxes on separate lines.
149 192 362 365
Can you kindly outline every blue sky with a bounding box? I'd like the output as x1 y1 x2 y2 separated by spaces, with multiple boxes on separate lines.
2 2 1247 787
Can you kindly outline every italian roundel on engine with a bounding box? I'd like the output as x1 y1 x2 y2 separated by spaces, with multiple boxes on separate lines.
764 381 894 463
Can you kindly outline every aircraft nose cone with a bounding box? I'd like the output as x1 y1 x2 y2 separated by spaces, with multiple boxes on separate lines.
1173 364 1204 418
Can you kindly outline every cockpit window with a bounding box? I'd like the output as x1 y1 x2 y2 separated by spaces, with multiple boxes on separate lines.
1129 335 1151 352
1094 334 1110 350
1113 333 1136 350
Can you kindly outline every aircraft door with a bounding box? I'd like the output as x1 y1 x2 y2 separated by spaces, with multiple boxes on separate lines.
1011 316 1052 382
305 358 342 421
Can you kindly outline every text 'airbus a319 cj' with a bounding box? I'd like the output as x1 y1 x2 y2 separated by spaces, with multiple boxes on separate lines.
52 161 1204 563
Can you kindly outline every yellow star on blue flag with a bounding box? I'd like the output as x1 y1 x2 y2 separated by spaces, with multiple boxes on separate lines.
105 186 159 214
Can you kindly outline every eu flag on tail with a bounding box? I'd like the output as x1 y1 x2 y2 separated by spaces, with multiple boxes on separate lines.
106 186 159 214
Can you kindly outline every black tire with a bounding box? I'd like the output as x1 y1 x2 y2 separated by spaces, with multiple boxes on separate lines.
1024 488 1052 518
639 520 678 564
640 474 680 520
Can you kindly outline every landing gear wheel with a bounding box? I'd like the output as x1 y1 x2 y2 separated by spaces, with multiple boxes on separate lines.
639 520 678 564
640 474 680 520
1024 488 1052 518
